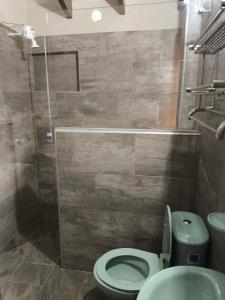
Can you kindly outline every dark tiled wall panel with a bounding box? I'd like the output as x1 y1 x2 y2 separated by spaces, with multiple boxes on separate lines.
196 127 225 272
33 30 181 130
0 25 42 253
31 30 183 227
192 0 225 273
56 130 200 270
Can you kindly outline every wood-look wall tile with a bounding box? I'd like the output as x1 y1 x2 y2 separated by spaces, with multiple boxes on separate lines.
60 207 163 241
0 125 14 164
95 174 196 212
61 241 112 271
0 27 40 252
0 157 15 182
54 91 160 129
192 0 225 273
13 262 53 286
56 130 199 270
61 237 161 271
135 134 200 177
0 211 17 250
32 91 57 121
36 266 61 300
58 173 95 208
3 282 40 299
60 269 87 299
58 172 195 213
56 132 135 174
42 29 182 130
0 51 30 92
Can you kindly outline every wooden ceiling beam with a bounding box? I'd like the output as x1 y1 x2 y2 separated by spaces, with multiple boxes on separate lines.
106 0 126 15
121 0 126 15
57 0 72 19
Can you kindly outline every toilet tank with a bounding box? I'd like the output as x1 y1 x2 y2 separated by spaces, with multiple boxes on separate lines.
171 211 209 267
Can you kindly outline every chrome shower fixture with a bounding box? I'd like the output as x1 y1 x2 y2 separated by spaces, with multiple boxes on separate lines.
7 25 39 48
23 25 39 48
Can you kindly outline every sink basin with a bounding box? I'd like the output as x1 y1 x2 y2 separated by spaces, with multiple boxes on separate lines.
137 266 225 300
208 212 225 233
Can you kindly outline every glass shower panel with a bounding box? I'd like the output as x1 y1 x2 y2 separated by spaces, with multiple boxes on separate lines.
29 35 60 241
41 0 186 130
27 1 189 271
0 23 42 253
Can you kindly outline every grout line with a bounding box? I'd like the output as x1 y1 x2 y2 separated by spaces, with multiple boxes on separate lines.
59 267 64 300
7 279 48 287
0 232 19 254
35 265 56 298
7 247 33 283
81 271 90 299
10 264 55 288
0 233 56 283
22 261 57 266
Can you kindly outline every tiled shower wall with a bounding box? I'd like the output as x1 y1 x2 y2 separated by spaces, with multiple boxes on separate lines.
56 129 200 270
44 30 182 129
191 0 225 273
0 25 42 253
31 29 183 230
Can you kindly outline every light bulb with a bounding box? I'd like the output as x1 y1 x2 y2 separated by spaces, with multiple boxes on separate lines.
91 10 102 22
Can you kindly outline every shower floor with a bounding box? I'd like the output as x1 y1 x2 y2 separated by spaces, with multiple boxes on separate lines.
0 233 107 300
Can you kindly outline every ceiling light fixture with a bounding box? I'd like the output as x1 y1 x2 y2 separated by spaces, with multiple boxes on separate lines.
91 10 102 22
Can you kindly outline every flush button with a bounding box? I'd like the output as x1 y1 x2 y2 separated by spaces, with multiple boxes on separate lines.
183 219 192 225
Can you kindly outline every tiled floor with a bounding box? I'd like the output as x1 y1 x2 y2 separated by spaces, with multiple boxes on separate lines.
0 234 108 300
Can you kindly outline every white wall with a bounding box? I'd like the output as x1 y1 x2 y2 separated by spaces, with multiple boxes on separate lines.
0 0 27 26
24 0 182 36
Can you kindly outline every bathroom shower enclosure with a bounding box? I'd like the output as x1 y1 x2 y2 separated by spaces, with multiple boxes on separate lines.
1 0 224 278
26 3 200 270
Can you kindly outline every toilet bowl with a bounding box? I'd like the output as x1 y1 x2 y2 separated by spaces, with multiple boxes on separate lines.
93 206 172 300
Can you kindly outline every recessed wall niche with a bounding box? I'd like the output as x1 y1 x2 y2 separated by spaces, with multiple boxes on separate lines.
32 51 80 92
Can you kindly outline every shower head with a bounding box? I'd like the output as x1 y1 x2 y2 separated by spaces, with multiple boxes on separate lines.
7 25 39 49
23 25 39 49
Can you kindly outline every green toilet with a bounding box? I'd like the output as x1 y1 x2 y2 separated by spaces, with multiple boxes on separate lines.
93 206 209 300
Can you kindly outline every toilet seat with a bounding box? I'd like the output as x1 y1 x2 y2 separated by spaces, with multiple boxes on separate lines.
94 206 172 298
94 248 160 293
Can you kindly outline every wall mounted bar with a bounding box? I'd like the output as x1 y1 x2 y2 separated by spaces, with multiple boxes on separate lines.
58 0 72 19
189 0 225 54
189 114 217 134
205 107 225 116
186 80 225 93
188 109 225 141
216 121 225 139
186 79 225 140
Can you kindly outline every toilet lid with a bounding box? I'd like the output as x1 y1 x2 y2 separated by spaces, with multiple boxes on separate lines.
94 248 159 293
160 205 172 268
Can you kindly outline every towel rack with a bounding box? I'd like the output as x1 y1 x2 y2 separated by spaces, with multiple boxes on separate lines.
186 79 225 140
188 113 225 140
189 0 225 55
186 80 225 95
188 107 225 141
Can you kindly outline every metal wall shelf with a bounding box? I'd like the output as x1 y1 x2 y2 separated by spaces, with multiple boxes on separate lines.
189 0 225 55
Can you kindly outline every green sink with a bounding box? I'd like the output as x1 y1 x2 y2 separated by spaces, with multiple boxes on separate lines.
137 266 225 300
208 212 225 233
